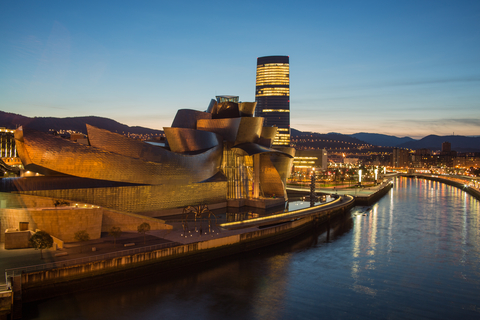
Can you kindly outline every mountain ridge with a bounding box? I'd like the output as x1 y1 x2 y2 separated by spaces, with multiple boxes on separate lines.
0 111 164 135
2 111 478 151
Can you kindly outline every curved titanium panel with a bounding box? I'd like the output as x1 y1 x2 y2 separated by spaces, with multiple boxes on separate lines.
164 127 221 153
260 154 285 198
238 102 256 117
13 128 32 166
258 127 277 148
234 117 264 145
19 128 222 185
206 99 217 113
171 109 212 129
87 124 149 159
197 118 242 142
270 147 296 186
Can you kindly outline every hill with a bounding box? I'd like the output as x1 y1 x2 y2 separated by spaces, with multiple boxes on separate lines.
291 129 369 145
350 132 414 147
397 135 480 153
0 111 164 135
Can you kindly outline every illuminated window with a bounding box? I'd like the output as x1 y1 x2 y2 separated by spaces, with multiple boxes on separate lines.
262 109 290 113
256 63 289 86
256 87 290 97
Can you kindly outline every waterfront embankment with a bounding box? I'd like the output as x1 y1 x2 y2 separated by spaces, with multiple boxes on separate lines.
1 179 399 318
287 178 394 206
4 195 355 307
402 173 480 201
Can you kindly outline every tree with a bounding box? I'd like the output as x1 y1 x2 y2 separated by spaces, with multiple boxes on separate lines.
29 231 54 259
74 230 90 253
137 222 151 244
109 226 122 248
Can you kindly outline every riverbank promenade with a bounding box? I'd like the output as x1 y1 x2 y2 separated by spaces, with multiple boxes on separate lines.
287 178 394 199
402 173 480 200
1 193 359 285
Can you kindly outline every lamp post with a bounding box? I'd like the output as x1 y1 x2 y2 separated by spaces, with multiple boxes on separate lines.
358 169 362 186
310 167 317 207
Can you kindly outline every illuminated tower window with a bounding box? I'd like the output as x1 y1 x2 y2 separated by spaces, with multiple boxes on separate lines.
254 56 290 146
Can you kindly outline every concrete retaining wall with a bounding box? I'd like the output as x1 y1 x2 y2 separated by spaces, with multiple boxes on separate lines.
4 230 32 249
0 291 13 318
101 210 172 233
355 183 393 206
30 208 103 243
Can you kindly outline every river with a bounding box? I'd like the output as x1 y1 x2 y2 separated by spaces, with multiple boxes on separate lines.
23 177 480 319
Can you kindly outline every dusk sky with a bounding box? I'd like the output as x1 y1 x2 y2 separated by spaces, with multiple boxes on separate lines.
1 0 479 138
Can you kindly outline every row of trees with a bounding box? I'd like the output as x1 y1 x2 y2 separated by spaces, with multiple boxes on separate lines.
28 222 152 259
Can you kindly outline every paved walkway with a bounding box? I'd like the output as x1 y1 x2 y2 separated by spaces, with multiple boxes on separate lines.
288 179 392 197
0 231 174 284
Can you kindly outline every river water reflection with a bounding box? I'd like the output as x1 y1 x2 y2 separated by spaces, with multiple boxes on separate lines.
24 177 480 319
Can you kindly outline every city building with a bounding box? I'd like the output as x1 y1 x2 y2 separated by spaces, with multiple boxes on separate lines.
1 97 296 243
0 128 21 176
293 149 328 171
391 148 410 168
0 128 17 159
254 56 290 146
454 153 480 168
442 141 451 152
5 99 294 206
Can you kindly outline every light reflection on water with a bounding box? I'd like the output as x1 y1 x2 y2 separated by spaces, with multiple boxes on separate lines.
24 177 480 319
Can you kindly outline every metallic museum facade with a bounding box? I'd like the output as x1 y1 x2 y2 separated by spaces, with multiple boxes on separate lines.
11 97 295 215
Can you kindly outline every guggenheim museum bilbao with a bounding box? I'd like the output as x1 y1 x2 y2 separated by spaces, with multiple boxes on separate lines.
8 96 295 218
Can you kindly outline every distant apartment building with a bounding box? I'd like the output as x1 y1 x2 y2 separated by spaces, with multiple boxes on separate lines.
293 149 328 171
411 149 434 168
442 141 451 152
255 56 290 146
343 157 359 165
391 148 410 168
454 153 480 168
0 128 17 158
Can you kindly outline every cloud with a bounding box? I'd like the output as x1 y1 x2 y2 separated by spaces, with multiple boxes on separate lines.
392 118 480 128
385 76 480 87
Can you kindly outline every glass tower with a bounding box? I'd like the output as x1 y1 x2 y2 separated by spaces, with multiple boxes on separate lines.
255 55 290 146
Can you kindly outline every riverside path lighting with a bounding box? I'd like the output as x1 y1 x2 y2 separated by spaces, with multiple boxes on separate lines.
310 167 317 207
358 169 362 185
374 168 378 184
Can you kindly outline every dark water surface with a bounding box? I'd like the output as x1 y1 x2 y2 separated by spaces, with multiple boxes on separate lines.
24 177 480 319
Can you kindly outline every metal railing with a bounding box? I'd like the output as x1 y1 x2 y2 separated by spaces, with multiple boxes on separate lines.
5 240 181 281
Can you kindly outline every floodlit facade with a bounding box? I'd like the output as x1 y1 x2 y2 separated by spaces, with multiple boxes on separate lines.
0 128 17 158
10 98 295 215
293 149 328 170
255 56 290 146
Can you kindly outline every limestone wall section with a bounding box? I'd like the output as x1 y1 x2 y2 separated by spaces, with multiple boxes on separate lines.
0 208 38 243
29 208 103 242
101 210 172 233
